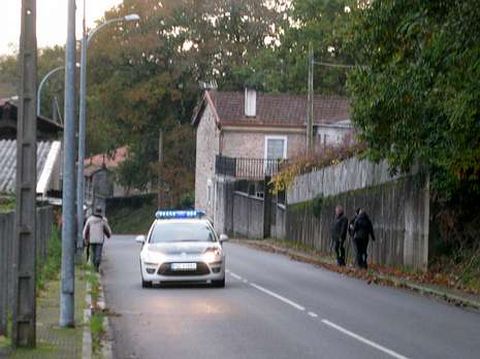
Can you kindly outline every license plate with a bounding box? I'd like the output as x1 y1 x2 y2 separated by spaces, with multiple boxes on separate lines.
171 262 197 271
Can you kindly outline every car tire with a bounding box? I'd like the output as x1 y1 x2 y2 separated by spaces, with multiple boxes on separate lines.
212 277 225 288
142 279 153 288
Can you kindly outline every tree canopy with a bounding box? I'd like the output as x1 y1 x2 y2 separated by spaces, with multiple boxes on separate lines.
347 0 480 199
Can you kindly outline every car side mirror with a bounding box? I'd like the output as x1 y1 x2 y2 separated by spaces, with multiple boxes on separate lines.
135 235 146 244
219 234 229 243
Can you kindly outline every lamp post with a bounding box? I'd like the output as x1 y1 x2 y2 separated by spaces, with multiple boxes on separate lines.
76 8 140 254
37 66 63 117
37 63 80 117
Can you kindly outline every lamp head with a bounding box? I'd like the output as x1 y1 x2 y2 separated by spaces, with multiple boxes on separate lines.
124 14 140 22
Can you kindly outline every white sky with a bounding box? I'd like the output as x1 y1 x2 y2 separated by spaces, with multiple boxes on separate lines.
0 0 123 55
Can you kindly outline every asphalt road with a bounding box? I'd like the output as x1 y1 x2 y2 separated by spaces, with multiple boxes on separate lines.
102 235 480 359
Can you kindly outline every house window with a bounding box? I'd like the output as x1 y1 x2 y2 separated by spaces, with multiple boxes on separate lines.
264 136 287 176
264 136 287 160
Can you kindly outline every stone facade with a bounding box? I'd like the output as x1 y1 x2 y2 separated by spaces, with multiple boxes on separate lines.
221 129 306 159
194 104 220 217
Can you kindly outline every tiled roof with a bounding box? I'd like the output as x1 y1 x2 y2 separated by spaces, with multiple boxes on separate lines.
197 91 349 127
0 139 59 194
84 146 128 176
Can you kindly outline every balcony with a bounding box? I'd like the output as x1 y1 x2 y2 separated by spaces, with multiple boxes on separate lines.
215 155 287 179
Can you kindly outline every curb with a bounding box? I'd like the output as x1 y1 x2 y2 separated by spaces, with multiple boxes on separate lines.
236 240 480 311
97 274 113 359
82 281 93 359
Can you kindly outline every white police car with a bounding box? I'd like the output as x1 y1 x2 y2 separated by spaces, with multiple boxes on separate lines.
136 210 227 288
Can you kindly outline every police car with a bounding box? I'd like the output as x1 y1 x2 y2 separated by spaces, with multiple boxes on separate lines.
136 210 227 288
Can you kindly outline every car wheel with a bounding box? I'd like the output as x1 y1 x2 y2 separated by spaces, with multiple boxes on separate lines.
142 279 153 288
212 277 225 288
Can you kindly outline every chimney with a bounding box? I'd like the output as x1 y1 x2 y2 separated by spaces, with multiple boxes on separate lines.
244 88 256 117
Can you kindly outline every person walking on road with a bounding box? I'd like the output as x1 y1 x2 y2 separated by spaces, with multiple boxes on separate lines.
331 205 348 266
83 206 112 272
352 208 375 269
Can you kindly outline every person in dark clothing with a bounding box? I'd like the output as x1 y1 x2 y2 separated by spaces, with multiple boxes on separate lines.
348 208 361 238
331 205 349 266
352 209 375 269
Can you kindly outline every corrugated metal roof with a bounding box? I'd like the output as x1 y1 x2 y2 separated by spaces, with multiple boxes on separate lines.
0 139 58 194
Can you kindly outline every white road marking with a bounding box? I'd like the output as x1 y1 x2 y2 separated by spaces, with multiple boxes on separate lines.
321 319 409 359
229 272 243 280
308 312 318 318
243 279 248 284
250 283 305 311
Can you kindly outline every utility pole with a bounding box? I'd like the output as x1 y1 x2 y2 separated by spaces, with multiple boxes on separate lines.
60 0 76 328
13 0 37 347
77 0 87 256
157 129 163 208
306 42 314 155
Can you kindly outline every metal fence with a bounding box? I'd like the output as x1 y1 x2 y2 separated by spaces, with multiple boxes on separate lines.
215 155 287 179
0 206 54 337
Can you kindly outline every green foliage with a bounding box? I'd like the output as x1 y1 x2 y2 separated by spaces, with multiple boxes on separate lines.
0 46 64 117
346 0 480 200
36 225 62 291
312 194 324 218
0 196 15 213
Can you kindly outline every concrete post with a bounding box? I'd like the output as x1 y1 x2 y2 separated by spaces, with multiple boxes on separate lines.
13 0 37 347
263 176 272 239
60 0 77 328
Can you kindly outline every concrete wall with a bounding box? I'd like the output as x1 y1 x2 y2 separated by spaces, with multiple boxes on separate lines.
271 204 286 239
232 191 264 239
213 177 235 235
286 159 430 271
288 157 406 204
195 104 221 218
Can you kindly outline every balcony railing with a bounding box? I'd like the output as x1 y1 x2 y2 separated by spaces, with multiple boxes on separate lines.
215 155 287 179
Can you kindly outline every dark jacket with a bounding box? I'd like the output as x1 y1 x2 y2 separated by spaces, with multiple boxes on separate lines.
331 213 348 242
353 212 375 241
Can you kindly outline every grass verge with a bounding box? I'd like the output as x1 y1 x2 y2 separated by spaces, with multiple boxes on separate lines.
85 267 106 355
107 200 156 234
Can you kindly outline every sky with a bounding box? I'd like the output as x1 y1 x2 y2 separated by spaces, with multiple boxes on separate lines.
0 0 123 56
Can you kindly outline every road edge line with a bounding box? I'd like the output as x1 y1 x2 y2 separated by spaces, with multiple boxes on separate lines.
321 319 409 359
250 282 305 311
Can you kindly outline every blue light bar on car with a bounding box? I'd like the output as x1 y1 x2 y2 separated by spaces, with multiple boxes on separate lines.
155 210 206 220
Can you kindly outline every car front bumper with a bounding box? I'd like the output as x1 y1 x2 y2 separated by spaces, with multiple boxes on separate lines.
140 259 225 283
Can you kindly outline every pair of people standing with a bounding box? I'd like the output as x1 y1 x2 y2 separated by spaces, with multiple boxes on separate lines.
331 205 375 269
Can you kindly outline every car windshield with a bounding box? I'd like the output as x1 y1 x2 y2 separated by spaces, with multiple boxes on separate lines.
149 222 216 243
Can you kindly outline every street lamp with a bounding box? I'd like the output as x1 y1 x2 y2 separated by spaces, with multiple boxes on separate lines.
76 11 140 253
37 63 80 117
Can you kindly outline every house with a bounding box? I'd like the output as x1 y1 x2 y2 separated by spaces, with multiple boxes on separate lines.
0 98 63 199
84 146 130 208
0 98 63 141
0 139 62 198
192 88 352 218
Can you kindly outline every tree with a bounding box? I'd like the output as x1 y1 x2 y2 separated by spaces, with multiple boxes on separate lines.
346 0 480 200
85 0 291 204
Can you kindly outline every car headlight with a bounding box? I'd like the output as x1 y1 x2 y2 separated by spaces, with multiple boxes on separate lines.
142 252 165 266
203 247 222 263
